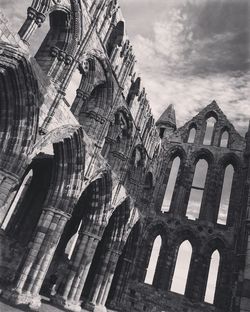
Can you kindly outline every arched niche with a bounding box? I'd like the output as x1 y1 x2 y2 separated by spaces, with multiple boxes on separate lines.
106 21 125 58
203 115 217 145
35 9 73 78
217 164 234 225
186 159 208 220
219 130 229 148
187 127 196 143
3 157 53 245
144 235 162 285
161 156 181 212
204 250 220 304
81 198 131 307
170 240 193 295
1 169 33 230
106 222 141 307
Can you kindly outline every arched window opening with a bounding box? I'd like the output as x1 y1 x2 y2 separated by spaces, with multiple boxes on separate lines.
203 117 217 145
171 240 192 294
188 127 196 143
220 131 229 148
161 157 181 212
106 21 124 58
65 220 82 260
217 164 234 225
1 170 33 230
144 235 162 285
186 159 208 220
64 67 82 105
35 10 72 74
115 111 130 138
29 18 50 56
205 250 220 304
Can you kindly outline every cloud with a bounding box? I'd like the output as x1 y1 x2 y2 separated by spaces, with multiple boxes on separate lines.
129 1 250 134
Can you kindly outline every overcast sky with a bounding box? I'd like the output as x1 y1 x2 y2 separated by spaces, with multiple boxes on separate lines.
120 0 250 134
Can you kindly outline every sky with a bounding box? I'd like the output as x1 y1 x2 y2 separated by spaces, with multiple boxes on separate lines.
1 0 249 134
119 0 250 134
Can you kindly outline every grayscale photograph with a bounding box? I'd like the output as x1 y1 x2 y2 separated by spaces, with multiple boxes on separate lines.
0 0 249 312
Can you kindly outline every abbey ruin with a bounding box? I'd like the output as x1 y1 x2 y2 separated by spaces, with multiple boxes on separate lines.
0 1 249 312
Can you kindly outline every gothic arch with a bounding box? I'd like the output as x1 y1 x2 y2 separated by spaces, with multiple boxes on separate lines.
9 127 86 308
189 148 215 166
156 146 186 213
216 153 242 226
18 0 82 51
141 222 168 285
186 123 197 143
71 55 107 116
171 227 201 251
203 112 218 146
106 20 125 58
81 197 138 310
0 45 42 225
218 126 230 148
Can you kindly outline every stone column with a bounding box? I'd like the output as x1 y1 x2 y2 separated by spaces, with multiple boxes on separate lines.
240 220 250 312
86 249 121 312
3 207 69 310
108 257 132 307
53 230 102 312
18 7 45 43
0 170 19 226
185 252 208 301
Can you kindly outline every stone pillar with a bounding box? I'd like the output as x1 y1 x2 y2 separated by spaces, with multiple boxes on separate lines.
185 252 208 301
86 249 121 312
18 7 45 43
3 207 69 310
108 257 132 307
0 170 19 226
53 230 102 312
173 164 193 216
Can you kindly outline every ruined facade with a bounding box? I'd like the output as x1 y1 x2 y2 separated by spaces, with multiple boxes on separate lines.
0 1 249 312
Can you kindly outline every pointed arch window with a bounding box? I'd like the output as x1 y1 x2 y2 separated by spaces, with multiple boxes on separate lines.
35 10 72 76
187 127 196 143
144 235 162 285
171 240 192 294
106 21 124 58
220 130 229 148
203 117 217 145
1 170 33 230
186 159 208 220
161 157 181 212
205 250 220 303
217 164 234 225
